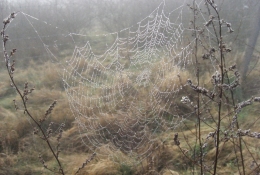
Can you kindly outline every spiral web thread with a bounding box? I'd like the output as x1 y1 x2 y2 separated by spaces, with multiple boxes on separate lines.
2 0 254 166
4 0 206 164
61 1 196 161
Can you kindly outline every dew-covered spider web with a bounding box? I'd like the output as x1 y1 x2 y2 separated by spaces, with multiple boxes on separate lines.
61 1 195 160
4 0 206 163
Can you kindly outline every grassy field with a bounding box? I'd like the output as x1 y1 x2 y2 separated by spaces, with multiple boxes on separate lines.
0 43 260 175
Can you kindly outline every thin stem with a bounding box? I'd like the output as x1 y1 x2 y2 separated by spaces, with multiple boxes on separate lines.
192 1 203 174
225 75 245 175
177 145 214 175
209 2 223 174
1 14 65 175
241 138 260 172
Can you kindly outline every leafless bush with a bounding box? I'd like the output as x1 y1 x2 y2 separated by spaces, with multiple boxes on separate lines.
173 1 260 174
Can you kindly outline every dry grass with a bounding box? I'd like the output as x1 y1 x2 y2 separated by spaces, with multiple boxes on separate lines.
0 74 14 97
0 106 16 119
83 159 120 175
41 61 64 90
0 46 260 175
61 126 90 153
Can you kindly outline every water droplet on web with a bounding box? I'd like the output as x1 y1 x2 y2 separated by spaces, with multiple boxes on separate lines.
55 1 194 160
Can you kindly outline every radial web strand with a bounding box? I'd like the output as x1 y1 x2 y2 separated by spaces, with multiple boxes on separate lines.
3 0 203 164
62 1 194 161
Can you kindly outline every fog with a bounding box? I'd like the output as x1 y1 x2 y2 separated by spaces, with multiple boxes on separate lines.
1 1 260 174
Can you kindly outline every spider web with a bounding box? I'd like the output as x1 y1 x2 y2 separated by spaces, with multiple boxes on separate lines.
3 0 258 168
5 0 202 163
61 1 195 160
